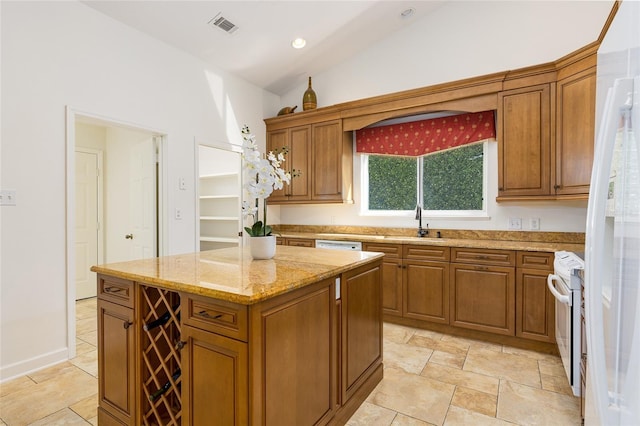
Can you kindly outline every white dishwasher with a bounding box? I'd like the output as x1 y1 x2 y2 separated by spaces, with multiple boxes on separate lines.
315 239 362 251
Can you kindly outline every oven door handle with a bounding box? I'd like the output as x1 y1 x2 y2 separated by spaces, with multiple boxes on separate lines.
547 274 572 306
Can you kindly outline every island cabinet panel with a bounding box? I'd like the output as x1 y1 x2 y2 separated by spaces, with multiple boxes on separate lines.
497 84 552 197
181 325 248 426
341 263 383 403
249 278 338 426
97 298 136 426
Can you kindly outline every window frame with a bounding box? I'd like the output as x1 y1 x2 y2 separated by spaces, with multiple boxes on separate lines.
359 141 489 218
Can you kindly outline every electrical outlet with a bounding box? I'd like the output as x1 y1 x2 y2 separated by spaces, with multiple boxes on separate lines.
508 217 522 230
179 177 186 190
175 208 182 220
530 218 540 230
0 190 17 206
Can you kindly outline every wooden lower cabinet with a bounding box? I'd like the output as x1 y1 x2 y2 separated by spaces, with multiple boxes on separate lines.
450 263 516 335
404 259 449 324
97 299 136 425
516 268 555 342
181 325 248 426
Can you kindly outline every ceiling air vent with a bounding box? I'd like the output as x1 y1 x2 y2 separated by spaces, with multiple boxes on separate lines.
209 13 238 34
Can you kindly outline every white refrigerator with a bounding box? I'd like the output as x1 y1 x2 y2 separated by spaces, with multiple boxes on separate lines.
585 1 640 425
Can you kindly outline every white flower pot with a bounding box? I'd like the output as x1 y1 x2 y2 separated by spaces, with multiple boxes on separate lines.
249 235 276 260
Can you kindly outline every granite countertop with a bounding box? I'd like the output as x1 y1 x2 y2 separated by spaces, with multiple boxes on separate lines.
279 230 585 253
91 245 384 305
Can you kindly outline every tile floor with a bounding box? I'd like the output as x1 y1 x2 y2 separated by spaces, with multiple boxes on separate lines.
0 299 580 425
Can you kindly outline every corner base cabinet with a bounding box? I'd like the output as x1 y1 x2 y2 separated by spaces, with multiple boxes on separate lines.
93 247 383 426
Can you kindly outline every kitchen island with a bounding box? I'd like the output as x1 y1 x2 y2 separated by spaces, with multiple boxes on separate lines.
91 245 384 426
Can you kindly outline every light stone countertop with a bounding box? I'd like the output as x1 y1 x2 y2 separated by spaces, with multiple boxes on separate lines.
91 245 384 305
280 231 585 253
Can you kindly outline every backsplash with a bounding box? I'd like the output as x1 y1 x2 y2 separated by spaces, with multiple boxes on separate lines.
273 224 585 244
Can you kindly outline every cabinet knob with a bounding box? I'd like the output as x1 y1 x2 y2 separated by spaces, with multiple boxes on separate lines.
125 234 134 240
123 321 133 329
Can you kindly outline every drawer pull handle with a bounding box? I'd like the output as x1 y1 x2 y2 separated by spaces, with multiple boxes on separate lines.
477 255 489 260
104 286 123 293
475 266 489 271
123 321 133 329
198 310 223 320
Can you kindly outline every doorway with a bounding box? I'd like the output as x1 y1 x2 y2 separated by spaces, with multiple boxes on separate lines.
66 107 166 358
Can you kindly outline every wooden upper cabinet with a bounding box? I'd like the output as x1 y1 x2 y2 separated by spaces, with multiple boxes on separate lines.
498 84 552 198
555 67 596 196
267 125 311 202
265 117 353 204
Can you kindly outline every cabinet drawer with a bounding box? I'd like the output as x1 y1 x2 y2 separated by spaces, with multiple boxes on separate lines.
451 247 515 266
363 243 402 259
183 295 248 342
287 238 315 247
404 245 450 262
98 275 135 308
517 251 554 270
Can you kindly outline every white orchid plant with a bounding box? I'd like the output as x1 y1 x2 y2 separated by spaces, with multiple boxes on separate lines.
241 125 291 237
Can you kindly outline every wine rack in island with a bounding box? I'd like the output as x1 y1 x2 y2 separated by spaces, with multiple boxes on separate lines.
97 275 184 425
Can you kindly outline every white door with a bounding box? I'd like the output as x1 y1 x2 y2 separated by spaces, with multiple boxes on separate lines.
75 149 102 299
107 130 156 262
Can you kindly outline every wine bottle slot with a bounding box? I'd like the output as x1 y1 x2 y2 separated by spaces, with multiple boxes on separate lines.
143 304 180 331
148 369 181 402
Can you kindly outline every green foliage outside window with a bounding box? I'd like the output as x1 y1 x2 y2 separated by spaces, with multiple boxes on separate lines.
423 143 483 210
367 143 484 211
368 156 416 210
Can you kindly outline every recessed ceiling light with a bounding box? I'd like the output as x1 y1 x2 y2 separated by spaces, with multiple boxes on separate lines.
292 38 306 49
400 8 415 19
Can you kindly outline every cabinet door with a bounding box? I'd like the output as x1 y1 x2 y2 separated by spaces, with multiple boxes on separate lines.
288 126 312 201
516 267 555 342
555 68 596 196
266 129 289 202
342 263 382 402
498 84 551 197
312 120 344 202
97 299 136 425
450 264 515 335
404 260 449 324
181 325 248 426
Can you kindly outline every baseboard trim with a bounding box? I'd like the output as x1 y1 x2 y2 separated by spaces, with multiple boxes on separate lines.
0 347 69 383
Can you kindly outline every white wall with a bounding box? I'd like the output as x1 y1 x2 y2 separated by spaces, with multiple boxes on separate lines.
0 1 278 380
276 1 615 233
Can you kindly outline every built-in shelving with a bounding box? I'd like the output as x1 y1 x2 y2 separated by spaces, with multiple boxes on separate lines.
197 147 242 252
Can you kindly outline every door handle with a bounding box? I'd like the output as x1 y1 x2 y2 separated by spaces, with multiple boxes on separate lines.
125 234 134 240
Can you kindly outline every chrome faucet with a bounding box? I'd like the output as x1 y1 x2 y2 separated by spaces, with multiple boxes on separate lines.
415 205 429 237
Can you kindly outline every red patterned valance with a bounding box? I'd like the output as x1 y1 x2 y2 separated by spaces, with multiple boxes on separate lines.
355 111 496 156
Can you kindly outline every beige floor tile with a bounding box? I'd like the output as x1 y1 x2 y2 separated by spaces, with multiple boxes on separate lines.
76 305 97 321
76 339 96 356
0 375 36 398
70 349 98 377
28 361 80 384
28 407 90 425
496 380 581 425
78 330 97 347
412 328 446 340
384 341 433 374
76 316 97 335
439 334 503 352
541 374 575 396
0 419 6 425
444 405 514 426
0 367 97 425
464 347 541 388
390 413 434 425
347 401 397 426
427 350 466 369
502 345 560 361
87 416 98 425
383 323 418 344
407 334 442 351
538 356 566 377
369 367 455 425
421 363 499 395
70 393 98 420
451 386 497 417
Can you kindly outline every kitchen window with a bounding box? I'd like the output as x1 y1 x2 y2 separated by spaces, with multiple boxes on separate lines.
361 141 488 216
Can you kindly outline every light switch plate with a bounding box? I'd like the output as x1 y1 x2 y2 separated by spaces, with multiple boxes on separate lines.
0 190 16 206
530 218 540 230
